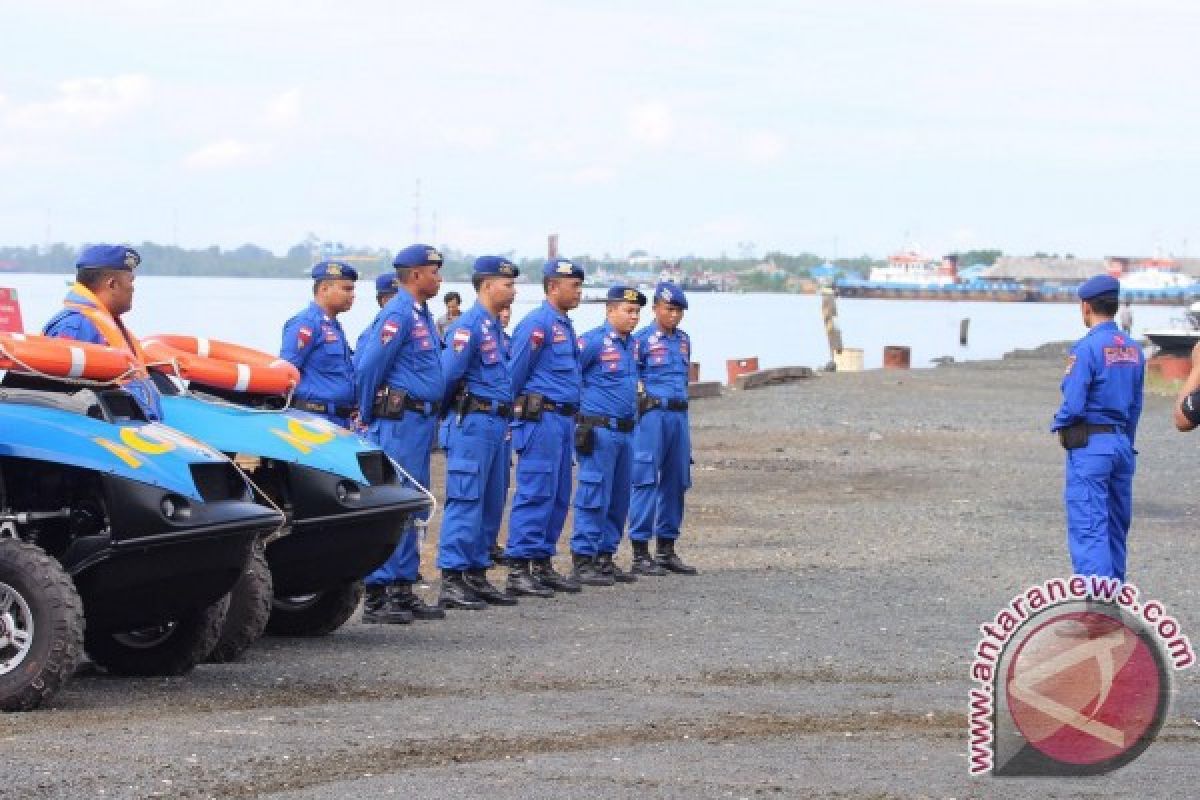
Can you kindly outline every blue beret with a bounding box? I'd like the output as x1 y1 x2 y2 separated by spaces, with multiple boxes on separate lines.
653 281 688 309
606 286 646 306
474 255 520 278
542 258 585 280
311 261 358 281
77 244 140 271
375 273 399 294
1078 274 1120 301
393 244 444 269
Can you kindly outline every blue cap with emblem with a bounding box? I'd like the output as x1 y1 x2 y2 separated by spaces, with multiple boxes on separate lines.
77 244 140 271
653 281 688 309
474 255 520 278
311 261 358 281
1077 274 1120 301
606 286 646 306
542 258 585 280
375 273 399 294
393 243 444 268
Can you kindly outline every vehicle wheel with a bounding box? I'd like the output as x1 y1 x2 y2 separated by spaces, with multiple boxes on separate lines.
265 579 364 637
0 539 84 712
85 594 231 676
207 547 273 663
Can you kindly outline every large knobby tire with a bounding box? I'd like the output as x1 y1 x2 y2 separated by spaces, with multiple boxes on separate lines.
265 579 364 637
207 547 273 663
0 539 84 712
85 594 230 676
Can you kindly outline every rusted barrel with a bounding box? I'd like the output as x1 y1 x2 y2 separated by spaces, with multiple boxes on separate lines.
883 345 911 369
726 357 759 386
688 361 700 383
1147 353 1191 382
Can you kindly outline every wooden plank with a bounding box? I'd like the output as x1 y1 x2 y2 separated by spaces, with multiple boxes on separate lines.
733 366 814 391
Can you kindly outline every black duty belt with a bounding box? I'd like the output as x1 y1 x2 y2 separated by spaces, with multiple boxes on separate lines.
403 396 441 416
1086 424 1117 434
643 397 689 413
577 414 636 433
465 396 514 419
297 399 357 417
541 400 579 416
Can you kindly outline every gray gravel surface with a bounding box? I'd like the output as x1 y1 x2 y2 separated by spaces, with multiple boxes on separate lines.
3 345 1198 799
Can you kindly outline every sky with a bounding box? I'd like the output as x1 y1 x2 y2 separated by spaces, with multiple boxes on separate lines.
2 0 1200 260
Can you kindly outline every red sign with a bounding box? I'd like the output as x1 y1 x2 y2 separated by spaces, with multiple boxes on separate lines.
0 288 23 333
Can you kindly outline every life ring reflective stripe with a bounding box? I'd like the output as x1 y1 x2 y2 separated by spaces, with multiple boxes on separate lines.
142 334 300 395
0 333 137 381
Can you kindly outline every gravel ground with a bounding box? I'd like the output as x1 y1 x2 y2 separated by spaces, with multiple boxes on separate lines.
3 345 1199 799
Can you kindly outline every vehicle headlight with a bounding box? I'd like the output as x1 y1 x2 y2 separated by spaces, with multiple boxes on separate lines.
335 481 361 503
160 494 192 521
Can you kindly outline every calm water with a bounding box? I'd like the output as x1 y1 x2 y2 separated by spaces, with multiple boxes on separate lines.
1 274 1187 375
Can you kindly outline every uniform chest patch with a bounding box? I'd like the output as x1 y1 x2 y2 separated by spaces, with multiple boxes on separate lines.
552 325 568 344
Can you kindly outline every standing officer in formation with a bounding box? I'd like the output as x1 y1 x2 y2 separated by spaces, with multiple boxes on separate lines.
1051 274 1144 582
280 261 359 429
355 244 448 623
502 258 586 595
569 286 645 586
629 282 698 575
435 256 521 608
486 305 514 565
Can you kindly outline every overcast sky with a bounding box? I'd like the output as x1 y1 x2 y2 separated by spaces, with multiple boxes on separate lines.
3 0 1199 260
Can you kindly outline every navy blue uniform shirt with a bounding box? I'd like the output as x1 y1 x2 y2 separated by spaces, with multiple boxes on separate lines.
280 301 356 407
578 321 638 419
1052 320 1145 445
440 303 514 410
508 300 581 404
634 324 691 402
355 286 445 422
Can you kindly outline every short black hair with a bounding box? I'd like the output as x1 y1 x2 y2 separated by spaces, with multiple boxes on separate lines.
76 268 121 291
1087 294 1120 317
444 291 462 304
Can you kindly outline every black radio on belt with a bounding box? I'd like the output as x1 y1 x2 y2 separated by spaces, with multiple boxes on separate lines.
372 386 409 420
574 421 596 455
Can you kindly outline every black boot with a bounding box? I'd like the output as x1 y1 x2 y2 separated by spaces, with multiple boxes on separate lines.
631 540 667 576
533 557 582 593
465 568 518 606
438 570 488 610
597 551 637 583
505 559 555 598
387 582 445 620
571 553 615 587
362 583 414 624
655 538 698 575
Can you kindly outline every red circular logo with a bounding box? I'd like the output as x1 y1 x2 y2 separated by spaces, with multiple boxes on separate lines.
1005 610 1166 769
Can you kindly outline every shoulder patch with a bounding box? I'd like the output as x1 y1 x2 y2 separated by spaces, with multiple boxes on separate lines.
381 319 400 345
297 326 313 349
1064 355 1076 375
530 328 545 349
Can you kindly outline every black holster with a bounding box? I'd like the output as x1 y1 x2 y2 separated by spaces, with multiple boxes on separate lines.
515 393 545 421
574 422 596 455
1058 423 1089 450
372 386 408 420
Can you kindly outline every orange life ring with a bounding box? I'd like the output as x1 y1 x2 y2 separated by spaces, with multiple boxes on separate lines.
142 334 300 395
0 333 138 381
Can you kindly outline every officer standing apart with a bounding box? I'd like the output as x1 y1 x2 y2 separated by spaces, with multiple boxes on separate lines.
355 244 448 623
435 256 522 608
503 258 586 595
628 282 698 575
569 286 645 586
280 261 358 429
42 244 162 421
1051 275 1144 581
